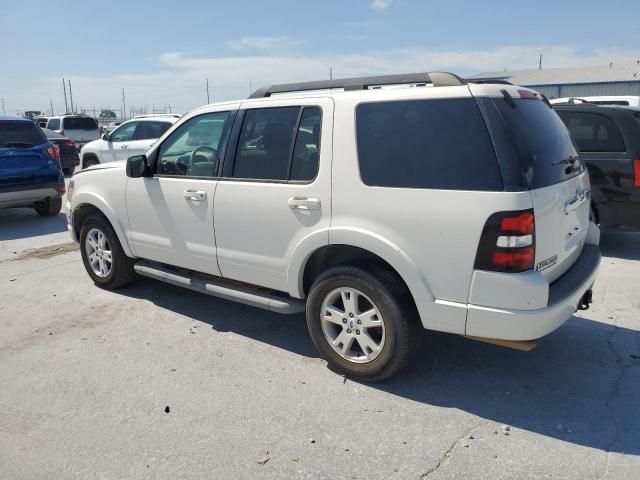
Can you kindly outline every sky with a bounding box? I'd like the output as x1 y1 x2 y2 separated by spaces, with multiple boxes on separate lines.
1 0 639 116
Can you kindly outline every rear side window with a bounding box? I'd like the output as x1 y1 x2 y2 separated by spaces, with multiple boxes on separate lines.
63 117 98 130
135 121 172 140
233 107 299 180
0 121 47 147
47 118 60 130
489 98 581 189
556 111 625 153
356 98 502 191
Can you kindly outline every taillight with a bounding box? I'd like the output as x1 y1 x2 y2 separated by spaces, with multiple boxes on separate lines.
634 160 640 188
58 130 65 136
47 144 60 161
474 209 536 273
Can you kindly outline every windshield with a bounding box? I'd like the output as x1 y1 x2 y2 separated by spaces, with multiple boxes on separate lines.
0 121 47 148
490 97 582 189
63 117 98 130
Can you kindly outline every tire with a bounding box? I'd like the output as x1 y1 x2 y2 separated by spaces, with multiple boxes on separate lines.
79 214 136 289
589 205 598 225
63 167 74 176
306 265 421 381
34 197 62 216
84 156 99 168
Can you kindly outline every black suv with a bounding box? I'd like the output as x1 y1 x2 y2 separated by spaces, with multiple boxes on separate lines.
553 103 640 228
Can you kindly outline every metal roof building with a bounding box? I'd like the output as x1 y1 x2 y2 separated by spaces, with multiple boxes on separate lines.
471 63 640 98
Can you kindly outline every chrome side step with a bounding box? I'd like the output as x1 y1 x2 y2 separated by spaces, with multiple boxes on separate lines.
134 261 305 314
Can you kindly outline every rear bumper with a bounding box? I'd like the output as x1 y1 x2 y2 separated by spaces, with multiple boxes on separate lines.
465 244 601 341
0 187 59 209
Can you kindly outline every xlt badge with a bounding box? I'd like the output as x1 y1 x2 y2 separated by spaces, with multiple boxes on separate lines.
536 255 558 271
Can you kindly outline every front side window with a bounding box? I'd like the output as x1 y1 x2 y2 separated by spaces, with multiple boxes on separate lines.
356 98 502 191
157 112 231 177
233 107 299 180
135 121 172 140
557 111 626 153
110 122 138 142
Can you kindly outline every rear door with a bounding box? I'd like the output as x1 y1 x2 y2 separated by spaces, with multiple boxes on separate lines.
556 108 637 227
486 95 590 282
213 98 332 292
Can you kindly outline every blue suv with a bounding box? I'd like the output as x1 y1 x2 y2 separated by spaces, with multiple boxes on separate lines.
0 116 65 216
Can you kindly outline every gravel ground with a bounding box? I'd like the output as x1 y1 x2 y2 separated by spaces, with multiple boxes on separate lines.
1 200 639 479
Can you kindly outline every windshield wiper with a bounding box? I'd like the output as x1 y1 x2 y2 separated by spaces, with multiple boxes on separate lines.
552 155 579 166
2 141 36 148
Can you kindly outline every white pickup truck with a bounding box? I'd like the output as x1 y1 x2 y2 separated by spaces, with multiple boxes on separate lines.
67 72 600 380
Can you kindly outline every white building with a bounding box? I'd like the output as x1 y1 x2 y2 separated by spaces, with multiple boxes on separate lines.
471 63 640 99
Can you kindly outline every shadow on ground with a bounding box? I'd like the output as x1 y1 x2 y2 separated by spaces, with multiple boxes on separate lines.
0 209 67 241
120 276 640 457
599 228 640 261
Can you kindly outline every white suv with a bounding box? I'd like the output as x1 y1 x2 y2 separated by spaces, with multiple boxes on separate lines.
80 116 179 168
66 72 601 380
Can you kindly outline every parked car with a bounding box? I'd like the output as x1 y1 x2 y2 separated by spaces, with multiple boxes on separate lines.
33 116 49 128
551 96 640 107
80 116 179 168
553 103 640 228
1 116 65 215
41 128 80 175
66 72 600 380
45 115 100 151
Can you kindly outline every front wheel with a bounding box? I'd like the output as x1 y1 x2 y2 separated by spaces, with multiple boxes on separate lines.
34 197 62 216
79 214 136 289
306 266 421 381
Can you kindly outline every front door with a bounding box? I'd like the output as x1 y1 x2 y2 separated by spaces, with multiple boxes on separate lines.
213 98 333 292
125 110 236 275
106 121 138 163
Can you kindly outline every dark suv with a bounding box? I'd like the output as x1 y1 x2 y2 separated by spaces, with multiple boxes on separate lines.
554 104 640 228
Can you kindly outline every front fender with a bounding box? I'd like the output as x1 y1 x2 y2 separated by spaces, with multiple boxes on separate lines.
71 191 135 258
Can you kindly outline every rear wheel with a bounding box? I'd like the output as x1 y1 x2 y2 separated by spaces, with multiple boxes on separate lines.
306 265 421 381
34 197 62 216
79 214 136 289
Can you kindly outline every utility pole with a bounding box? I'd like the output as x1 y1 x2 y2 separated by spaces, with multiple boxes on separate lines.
330 66 333 80
121 88 126 121
206 78 210 103
50 99 54 116
538 54 543 70
1 97 5 115
62 78 69 113
167 104 172 113
249 77 252 96
68 79 74 114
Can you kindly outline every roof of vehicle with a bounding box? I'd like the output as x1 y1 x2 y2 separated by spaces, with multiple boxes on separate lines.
0 115 33 122
132 113 181 119
48 114 97 119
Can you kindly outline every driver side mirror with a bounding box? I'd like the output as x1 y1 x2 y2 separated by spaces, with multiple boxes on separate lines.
102 133 110 141
126 155 150 178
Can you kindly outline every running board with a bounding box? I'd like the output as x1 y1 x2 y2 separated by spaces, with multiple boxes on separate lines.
464 336 537 352
134 261 305 314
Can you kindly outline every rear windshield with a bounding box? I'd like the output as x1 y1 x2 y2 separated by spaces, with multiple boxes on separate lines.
0 121 47 148
63 117 98 130
356 98 503 191
489 97 582 189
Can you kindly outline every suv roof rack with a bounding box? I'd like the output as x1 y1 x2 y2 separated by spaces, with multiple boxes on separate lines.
552 97 595 106
467 79 513 85
248 71 467 99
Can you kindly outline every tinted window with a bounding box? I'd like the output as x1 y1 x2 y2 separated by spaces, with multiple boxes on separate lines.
557 111 625 153
356 98 502 190
47 118 60 130
0 121 47 147
233 107 299 180
491 98 581 189
135 121 172 140
290 107 321 181
157 112 231 177
63 117 98 130
110 122 138 142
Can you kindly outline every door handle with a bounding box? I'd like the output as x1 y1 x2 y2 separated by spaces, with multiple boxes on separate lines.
120 144 128 149
184 190 207 201
288 196 321 210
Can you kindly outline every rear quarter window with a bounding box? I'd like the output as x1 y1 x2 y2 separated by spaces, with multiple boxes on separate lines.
356 98 503 191
63 117 98 130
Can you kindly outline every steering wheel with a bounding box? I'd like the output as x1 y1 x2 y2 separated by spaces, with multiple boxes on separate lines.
190 146 217 165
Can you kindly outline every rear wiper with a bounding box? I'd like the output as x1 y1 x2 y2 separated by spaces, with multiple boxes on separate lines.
2 141 35 148
551 155 580 166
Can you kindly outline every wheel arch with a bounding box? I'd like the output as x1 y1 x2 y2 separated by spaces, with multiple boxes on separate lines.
82 152 100 169
71 193 134 257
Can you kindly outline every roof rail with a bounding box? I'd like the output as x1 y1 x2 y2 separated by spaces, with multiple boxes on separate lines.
467 79 513 85
248 71 467 99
